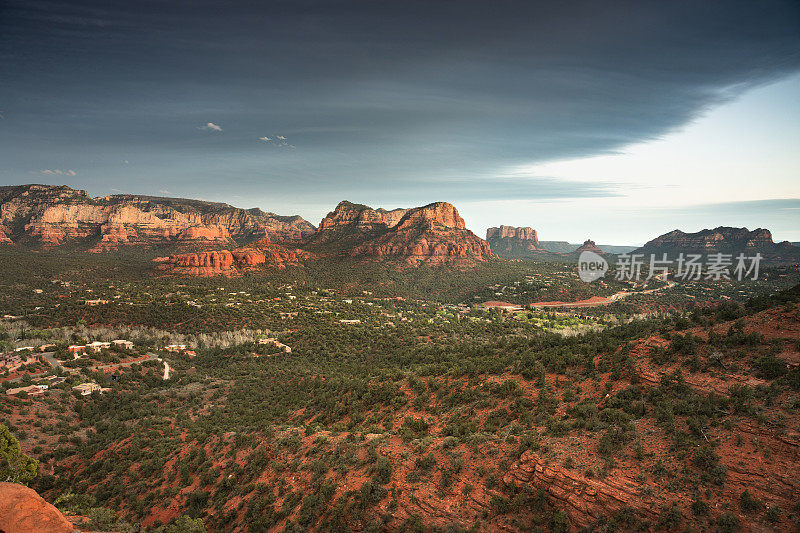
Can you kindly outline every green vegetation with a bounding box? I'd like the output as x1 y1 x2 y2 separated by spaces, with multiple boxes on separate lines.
1 250 798 531
0 422 38 484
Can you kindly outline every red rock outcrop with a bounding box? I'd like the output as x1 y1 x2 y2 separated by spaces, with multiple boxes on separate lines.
486 225 542 256
346 202 494 265
157 239 311 276
575 239 604 254
0 184 315 250
317 201 409 231
306 201 494 266
504 451 659 528
486 225 537 242
0 482 73 533
0 225 15 244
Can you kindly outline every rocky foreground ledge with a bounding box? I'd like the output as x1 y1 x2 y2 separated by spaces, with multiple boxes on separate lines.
0 482 73 533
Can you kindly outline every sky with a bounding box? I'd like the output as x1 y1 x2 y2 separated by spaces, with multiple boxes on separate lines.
1 0 799 244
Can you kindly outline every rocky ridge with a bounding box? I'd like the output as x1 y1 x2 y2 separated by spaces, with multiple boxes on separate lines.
0 184 315 250
636 226 798 259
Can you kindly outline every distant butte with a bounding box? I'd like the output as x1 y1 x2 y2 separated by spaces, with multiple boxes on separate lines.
486 225 544 257
576 239 605 254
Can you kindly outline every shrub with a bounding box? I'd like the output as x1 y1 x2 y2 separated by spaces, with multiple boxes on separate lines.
0 423 38 485
753 355 787 380
691 499 709 516
400 417 430 440
693 446 726 485
739 489 764 513
165 515 205 533
717 512 740 533
657 502 682 529
490 495 513 514
765 506 781 523
372 456 392 485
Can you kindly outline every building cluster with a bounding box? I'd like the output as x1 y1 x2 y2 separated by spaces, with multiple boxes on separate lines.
5 375 67 397
0 351 42 372
68 339 134 356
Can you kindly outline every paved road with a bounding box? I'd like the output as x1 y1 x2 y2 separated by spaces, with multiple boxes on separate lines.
41 351 68 372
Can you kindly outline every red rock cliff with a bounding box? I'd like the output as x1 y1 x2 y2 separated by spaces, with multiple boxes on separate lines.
347 202 494 265
486 225 542 256
0 184 316 250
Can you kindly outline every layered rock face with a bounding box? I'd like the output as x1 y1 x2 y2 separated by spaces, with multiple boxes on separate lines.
156 239 311 276
504 451 658 528
317 201 409 231
334 201 494 265
486 225 538 243
637 226 797 259
0 184 315 250
575 239 604 254
486 225 542 257
307 201 493 265
0 482 73 533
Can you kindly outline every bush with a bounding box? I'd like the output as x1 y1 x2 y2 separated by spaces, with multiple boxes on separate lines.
0 423 38 485
717 512 740 533
765 506 781 523
490 495 513 514
165 515 205 533
372 456 392 485
400 417 429 440
691 499 709 516
753 355 787 380
657 502 682 529
693 446 726 485
739 489 764 513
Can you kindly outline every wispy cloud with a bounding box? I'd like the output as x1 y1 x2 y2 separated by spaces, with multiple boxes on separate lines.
200 122 223 132
158 189 171 195
259 134 293 148
41 169 77 176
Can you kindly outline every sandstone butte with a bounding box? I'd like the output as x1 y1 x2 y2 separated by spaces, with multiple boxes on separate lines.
338 201 495 265
0 482 73 533
486 225 539 244
575 239 605 254
0 184 316 250
317 200 410 231
485 225 542 254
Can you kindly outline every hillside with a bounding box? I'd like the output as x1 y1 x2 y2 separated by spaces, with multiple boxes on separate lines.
3 274 799 531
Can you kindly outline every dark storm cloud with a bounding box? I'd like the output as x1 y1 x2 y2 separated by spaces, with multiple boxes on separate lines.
0 0 799 202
